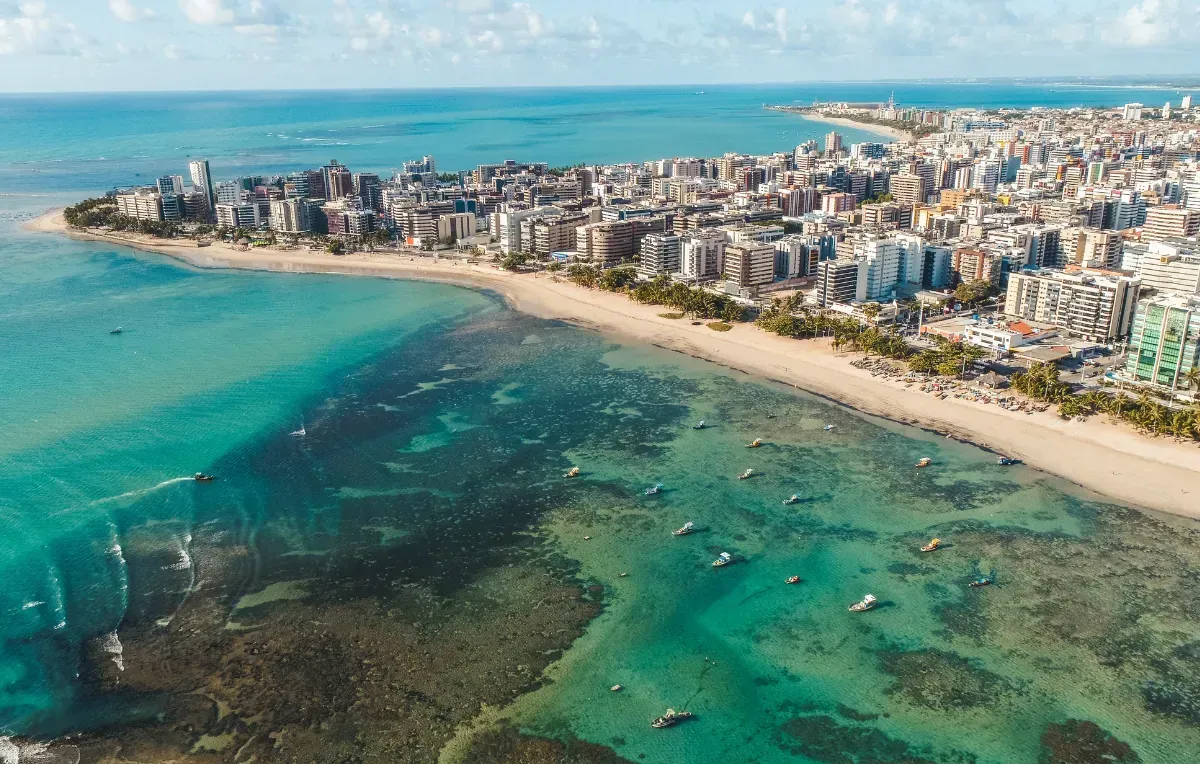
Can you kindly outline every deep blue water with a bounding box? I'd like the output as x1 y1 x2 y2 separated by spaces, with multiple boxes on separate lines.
1 80 1193 197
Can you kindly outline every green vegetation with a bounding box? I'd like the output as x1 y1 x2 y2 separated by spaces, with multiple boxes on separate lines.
953 279 1001 309
568 270 744 323
658 312 684 319
908 337 987 376
501 252 533 271
857 192 894 207
707 322 733 332
63 197 118 228
1012 362 1200 440
325 239 344 255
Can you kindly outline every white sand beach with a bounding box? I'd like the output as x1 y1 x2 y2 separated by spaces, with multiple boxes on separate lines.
27 209 1200 519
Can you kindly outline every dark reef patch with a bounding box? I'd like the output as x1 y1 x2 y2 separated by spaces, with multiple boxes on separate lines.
462 724 635 763
879 647 1015 711
1039 719 1140 763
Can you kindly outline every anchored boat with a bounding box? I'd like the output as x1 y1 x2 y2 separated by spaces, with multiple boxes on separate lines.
915 457 932 468
849 594 877 612
920 538 941 553
672 521 694 536
823 424 836 431
712 552 732 568
193 473 215 482
785 576 800 585
645 483 664 496
738 468 754 480
969 576 993 588
782 494 801 505
746 438 762 448
651 708 693 729
692 420 706 430
564 467 580 478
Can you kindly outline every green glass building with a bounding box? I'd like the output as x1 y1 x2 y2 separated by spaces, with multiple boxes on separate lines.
1125 294 1200 389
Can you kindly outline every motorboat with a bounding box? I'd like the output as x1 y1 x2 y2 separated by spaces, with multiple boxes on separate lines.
109 327 123 335
564 467 580 478
823 424 836 431
611 684 623 692
672 522 694 536
645 483 664 496
193 473 215 482
651 708 693 728
920 538 941 553
746 438 762 448
915 457 932 468
969 576 993 588
766 414 777 419
997 457 1018 466
692 420 706 430
738 469 754 480
782 494 801 505
848 594 877 612
785 576 800 585
712 552 732 568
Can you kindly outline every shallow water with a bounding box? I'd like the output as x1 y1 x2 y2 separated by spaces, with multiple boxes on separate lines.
2 206 1199 761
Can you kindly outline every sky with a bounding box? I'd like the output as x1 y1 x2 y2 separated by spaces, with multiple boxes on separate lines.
0 0 1197 92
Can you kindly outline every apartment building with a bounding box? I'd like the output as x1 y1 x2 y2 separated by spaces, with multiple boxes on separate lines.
1124 293 1200 388
1004 269 1140 342
723 242 775 292
638 233 681 277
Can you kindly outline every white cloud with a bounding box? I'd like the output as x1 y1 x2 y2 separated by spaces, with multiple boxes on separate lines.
1120 0 1170 46
109 0 154 22
450 0 492 11
163 42 180 58
235 23 278 40
179 0 234 24
419 26 444 45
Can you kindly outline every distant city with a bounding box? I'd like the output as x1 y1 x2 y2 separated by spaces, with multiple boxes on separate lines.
79 95 1200 403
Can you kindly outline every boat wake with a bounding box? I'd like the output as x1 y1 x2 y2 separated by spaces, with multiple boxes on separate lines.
90 476 196 506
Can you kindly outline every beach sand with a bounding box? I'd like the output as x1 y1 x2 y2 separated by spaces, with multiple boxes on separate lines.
26 209 1200 519
789 113 913 142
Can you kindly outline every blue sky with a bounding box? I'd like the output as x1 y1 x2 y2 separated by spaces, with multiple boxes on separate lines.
1 0 1197 92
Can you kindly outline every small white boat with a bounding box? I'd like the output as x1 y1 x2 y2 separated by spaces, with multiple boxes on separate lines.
746 438 762 448
109 327 123 335
712 552 733 568
564 467 580 478
692 420 706 430
651 708 693 728
920 538 941 553
823 424 835 431
290 423 306 437
611 684 623 692
915 457 932 468
782 494 801 505
673 521 694 536
849 594 877 612
645 483 664 496
738 469 754 480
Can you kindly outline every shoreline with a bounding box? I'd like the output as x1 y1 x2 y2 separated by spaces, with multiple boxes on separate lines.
786 112 913 142
25 209 1200 520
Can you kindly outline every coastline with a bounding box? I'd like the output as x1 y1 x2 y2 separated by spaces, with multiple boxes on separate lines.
26 209 1200 520
790 112 912 142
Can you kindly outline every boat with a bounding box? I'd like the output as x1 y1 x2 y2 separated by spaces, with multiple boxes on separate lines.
969 576 993 588
782 494 801 505
997 457 1017 466
920 538 941 553
692 420 706 430
746 438 762 448
651 708 693 728
193 473 215 482
564 467 580 478
109 327 123 335
785 576 800 585
766 414 777 419
915 457 932 468
673 521 694 536
290 423 306 437
712 552 732 568
738 469 754 480
823 424 836 431
645 483 664 496
848 594 877 612
611 684 623 692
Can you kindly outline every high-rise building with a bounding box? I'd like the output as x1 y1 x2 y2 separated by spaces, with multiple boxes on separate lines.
1143 206 1200 242
1072 228 1123 269
1004 269 1140 342
951 248 1002 286
156 175 184 195
816 259 867 306
115 189 165 221
215 202 261 229
821 192 856 214
638 233 681 277
773 235 820 279
1182 95 1194 110
723 242 775 292
1126 240 1200 296
1124 294 1200 388
1122 103 1143 121
678 231 726 281
215 180 244 206
890 174 926 207
188 159 215 212
861 238 901 299
269 198 311 233
436 212 475 243
824 131 843 156
323 160 353 201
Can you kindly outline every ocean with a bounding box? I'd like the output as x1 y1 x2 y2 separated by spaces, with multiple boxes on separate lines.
1 82 1200 762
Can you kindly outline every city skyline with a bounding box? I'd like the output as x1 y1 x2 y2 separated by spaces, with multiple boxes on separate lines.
2 0 1199 92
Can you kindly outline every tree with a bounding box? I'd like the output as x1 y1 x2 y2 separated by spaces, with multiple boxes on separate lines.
501 252 532 271
326 239 344 255
953 279 997 308
862 302 882 323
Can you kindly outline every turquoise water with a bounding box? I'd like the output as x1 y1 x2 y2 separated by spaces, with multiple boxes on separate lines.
2 84 1200 760
2 208 1200 760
